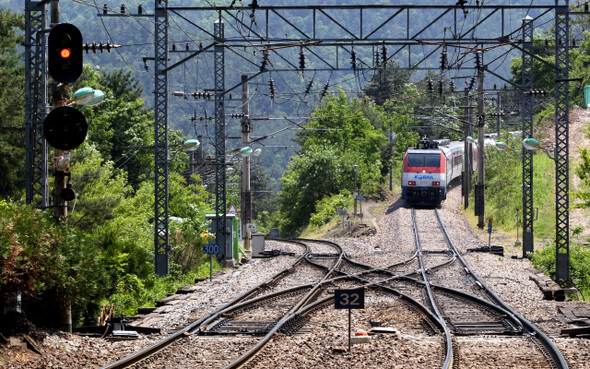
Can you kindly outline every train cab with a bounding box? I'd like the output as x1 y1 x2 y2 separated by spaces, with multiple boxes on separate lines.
401 138 465 204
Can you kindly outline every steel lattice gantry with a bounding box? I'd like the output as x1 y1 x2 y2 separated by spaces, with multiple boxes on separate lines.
25 0 49 209
149 2 570 275
522 16 534 257
554 0 570 285
154 0 170 276
165 3 564 73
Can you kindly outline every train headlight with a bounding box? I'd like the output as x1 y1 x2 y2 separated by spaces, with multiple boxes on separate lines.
432 181 440 186
408 181 416 186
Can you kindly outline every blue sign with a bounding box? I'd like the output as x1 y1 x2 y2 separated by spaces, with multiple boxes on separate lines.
203 244 220 255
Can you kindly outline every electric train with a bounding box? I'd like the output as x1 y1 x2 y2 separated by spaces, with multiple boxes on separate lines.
401 138 478 204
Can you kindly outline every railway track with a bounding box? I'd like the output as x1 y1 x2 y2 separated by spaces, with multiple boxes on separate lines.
99 208 568 369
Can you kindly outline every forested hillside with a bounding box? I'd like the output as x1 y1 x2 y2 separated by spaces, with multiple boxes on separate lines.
0 0 550 183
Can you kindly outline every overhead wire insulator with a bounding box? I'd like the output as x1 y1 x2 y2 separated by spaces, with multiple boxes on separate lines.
427 78 434 93
441 49 448 70
260 50 269 72
320 82 329 100
438 80 444 96
269 77 276 100
299 47 306 71
375 50 380 67
83 41 97 53
529 90 548 96
83 41 118 53
475 51 482 69
121 4 125 14
138 4 143 14
468 77 476 90
449 80 456 93
351 49 357 71
304 79 314 96
381 43 387 65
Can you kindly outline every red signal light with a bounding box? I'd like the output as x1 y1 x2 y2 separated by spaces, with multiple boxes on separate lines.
48 24 82 83
60 48 71 59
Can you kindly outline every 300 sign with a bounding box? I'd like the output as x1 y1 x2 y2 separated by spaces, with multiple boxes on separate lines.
203 244 220 255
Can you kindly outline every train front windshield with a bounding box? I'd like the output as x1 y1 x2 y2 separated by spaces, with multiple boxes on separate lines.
407 153 441 168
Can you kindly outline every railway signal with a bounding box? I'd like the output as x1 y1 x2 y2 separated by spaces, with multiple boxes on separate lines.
43 106 87 150
48 23 83 84
45 23 88 151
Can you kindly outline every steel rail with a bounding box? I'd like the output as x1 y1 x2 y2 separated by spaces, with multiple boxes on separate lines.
219 238 450 368
433 208 569 369
412 208 455 369
100 240 310 369
221 239 345 368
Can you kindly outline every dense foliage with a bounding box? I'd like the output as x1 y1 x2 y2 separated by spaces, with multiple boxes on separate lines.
278 88 419 235
0 8 215 326
0 9 24 199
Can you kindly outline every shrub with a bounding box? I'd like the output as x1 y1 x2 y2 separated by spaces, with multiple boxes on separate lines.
308 190 353 230
531 242 590 299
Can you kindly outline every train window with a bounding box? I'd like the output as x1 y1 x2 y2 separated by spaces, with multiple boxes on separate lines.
408 153 440 167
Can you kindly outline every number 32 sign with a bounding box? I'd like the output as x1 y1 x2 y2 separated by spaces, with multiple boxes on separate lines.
334 288 365 309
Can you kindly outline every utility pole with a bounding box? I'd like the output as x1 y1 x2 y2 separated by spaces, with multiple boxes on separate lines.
462 87 470 209
50 0 71 333
389 120 393 192
476 51 485 229
196 134 204 181
496 92 502 136
50 0 68 220
353 165 358 218
240 74 252 254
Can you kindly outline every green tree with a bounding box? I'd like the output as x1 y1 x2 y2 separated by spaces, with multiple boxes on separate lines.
363 61 413 105
0 9 25 199
278 89 387 235
77 67 157 190
575 123 590 208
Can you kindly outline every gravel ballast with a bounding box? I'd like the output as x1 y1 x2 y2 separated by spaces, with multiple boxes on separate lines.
1 187 590 368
